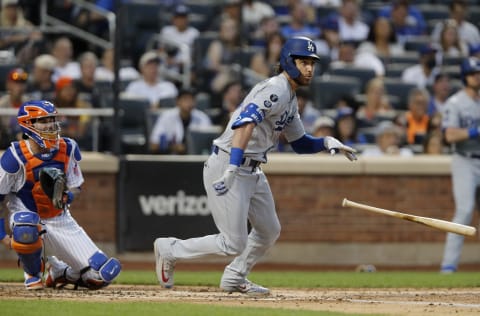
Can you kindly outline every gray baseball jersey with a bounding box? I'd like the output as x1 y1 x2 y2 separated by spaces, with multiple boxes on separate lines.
214 73 305 161
442 89 480 154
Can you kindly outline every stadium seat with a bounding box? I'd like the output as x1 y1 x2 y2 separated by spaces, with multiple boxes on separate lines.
117 97 151 154
327 67 376 92
383 78 417 110
416 4 450 21
310 75 361 109
186 126 222 155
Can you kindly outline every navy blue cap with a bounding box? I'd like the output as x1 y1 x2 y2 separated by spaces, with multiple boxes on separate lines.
174 4 189 16
419 44 437 55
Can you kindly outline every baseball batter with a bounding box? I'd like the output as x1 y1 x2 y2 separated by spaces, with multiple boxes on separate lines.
440 57 480 273
154 36 357 295
0 100 121 289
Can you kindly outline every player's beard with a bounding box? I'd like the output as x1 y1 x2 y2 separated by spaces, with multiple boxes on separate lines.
294 74 312 86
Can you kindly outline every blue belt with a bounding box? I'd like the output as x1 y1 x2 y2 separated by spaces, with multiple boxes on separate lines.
212 145 261 168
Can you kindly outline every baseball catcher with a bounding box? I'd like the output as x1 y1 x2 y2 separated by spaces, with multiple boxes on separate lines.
0 100 121 290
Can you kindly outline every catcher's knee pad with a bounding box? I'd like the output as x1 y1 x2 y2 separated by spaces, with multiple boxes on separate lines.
10 211 43 254
81 251 121 289
10 211 44 276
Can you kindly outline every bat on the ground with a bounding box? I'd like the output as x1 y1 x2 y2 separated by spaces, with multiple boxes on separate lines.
341 198 476 237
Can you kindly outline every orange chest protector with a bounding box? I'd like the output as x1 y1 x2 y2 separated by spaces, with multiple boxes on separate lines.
18 140 70 218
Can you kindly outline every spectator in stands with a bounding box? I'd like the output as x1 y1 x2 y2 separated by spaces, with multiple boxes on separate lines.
357 17 405 60
51 36 81 82
378 0 426 44
149 88 212 154
94 47 140 82
74 52 101 108
249 15 281 48
312 116 336 138
0 0 44 57
250 32 284 80
431 0 480 47
280 2 320 40
435 20 469 60
328 0 369 43
334 106 366 147
26 54 57 102
0 68 29 146
242 0 275 33
204 17 242 94
402 44 440 88
211 80 243 129
427 73 451 116
208 0 246 38
356 77 394 129
361 121 413 157
54 76 93 150
124 51 178 108
316 18 340 60
330 40 385 77
396 88 430 145
159 4 199 77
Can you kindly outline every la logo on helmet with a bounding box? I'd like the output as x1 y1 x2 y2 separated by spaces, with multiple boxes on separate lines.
307 41 314 52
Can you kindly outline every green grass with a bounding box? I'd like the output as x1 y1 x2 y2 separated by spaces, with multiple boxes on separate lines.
0 300 364 316
2 268 480 288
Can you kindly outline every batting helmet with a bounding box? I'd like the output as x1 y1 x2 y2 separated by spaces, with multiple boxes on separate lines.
461 57 480 84
18 100 61 149
280 36 320 79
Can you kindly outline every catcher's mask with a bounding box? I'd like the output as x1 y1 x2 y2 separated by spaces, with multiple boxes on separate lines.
17 100 61 150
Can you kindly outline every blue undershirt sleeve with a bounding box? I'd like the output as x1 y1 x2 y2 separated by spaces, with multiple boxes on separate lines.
290 134 326 154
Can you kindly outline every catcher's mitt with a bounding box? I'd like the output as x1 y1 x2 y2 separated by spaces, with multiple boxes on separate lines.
39 167 67 209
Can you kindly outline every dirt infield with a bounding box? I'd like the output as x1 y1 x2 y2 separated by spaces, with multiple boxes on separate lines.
1 283 479 316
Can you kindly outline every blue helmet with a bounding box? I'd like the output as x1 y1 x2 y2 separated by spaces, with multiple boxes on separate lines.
461 57 480 84
17 100 61 149
280 36 320 79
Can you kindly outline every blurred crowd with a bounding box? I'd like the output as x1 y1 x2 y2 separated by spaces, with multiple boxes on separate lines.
0 0 479 156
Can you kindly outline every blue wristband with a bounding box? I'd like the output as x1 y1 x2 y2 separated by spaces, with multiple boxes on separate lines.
230 147 244 167
468 127 479 139
0 218 6 240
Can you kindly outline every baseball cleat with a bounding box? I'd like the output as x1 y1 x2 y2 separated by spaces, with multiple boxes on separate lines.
154 238 176 288
440 265 457 274
45 256 69 288
220 279 270 296
24 272 43 290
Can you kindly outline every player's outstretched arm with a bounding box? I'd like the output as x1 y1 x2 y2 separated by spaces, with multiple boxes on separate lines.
290 134 357 161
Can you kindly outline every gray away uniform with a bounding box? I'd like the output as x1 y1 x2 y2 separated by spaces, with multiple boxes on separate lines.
165 73 305 283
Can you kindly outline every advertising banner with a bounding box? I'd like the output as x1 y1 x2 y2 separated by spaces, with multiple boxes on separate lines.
117 156 218 252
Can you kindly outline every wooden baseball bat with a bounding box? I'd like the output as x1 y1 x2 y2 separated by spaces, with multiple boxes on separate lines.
342 198 477 237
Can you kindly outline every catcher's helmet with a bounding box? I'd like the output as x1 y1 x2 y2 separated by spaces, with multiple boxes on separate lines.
280 36 320 79
461 57 480 84
17 100 61 149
